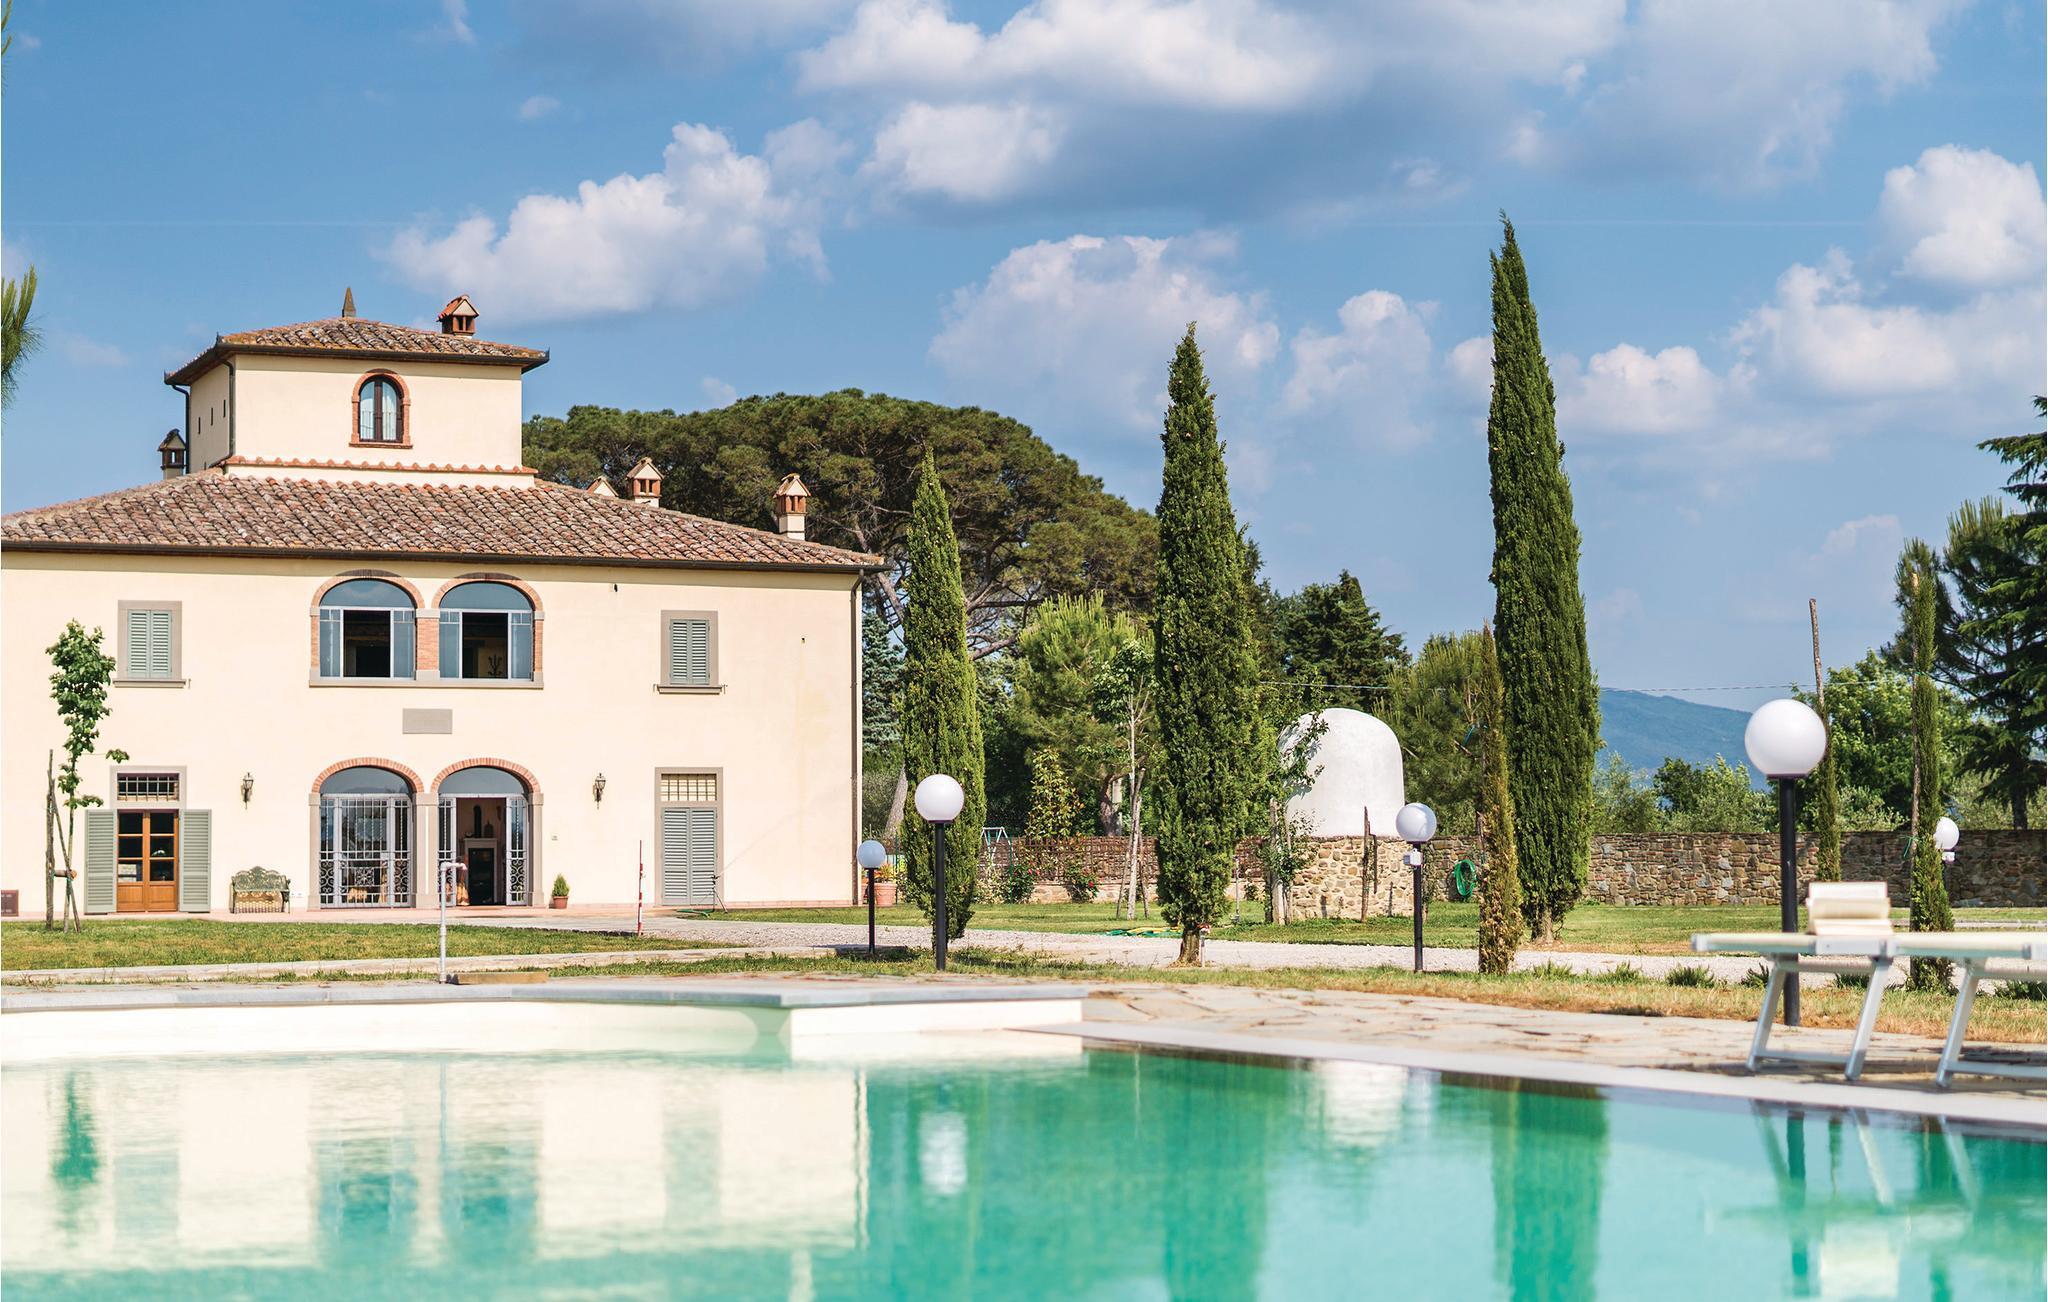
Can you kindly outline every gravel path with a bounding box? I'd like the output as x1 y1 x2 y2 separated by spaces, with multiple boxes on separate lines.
469 914 1876 987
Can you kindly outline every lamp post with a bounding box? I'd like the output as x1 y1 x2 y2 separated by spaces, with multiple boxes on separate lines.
1744 697 1829 1027
1394 802 1438 973
857 838 888 959
914 774 965 971
1933 816 1959 865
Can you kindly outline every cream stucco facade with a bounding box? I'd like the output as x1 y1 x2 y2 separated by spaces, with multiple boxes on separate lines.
3 298 867 914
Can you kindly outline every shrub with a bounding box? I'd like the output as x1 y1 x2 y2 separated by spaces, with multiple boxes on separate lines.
1832 973 1870 991
1663 964 1721 989
1526 961 1578 981
1994 980 2047 1001
994 850 1036 905
1741 964 1771 989
1061 858 1101 903
550 874 569 899
1600 962 1647 985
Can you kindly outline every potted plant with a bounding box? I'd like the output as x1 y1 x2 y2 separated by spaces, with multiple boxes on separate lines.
549 874 570 910
867 861 898 908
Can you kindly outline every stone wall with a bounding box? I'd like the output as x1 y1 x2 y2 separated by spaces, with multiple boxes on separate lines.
997 828 2044 912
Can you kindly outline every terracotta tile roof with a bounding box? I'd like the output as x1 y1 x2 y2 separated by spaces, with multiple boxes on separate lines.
166 316 548 384
2 471 878 572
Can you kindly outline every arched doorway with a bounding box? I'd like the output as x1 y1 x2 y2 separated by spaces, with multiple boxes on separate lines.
318 765 417 907
436 765 533 906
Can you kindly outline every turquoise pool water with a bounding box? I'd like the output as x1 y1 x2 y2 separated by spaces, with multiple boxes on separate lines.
3 1038 2041 1299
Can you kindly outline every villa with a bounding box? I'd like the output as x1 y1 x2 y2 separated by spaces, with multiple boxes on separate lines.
0 294 875 915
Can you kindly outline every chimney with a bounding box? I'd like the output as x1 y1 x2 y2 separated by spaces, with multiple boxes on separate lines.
626 456 662 507
438 294 478 337
587 476 618 498
341 287 357 319
773 473 809 542
157 429 188 480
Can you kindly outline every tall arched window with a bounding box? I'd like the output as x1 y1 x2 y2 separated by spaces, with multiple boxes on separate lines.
356 375 404 444
318 578 416 680
439 582 534 681
318 765 414 907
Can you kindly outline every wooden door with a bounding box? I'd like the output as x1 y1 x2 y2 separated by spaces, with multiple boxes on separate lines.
116 810 179 913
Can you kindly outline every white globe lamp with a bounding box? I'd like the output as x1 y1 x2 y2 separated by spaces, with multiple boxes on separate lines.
914 773 965 825
912 773 965 971
1743 698 1828 779
856 839 889 871
1933 816 1959 862
1394 802 1438 845
1746 697 1829 1029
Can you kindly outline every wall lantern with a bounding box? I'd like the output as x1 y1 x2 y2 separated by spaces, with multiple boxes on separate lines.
240 773 255 806
593 773 607 804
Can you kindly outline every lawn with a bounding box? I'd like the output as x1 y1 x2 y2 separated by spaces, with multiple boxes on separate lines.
0 920 727 970
711 901 2048 956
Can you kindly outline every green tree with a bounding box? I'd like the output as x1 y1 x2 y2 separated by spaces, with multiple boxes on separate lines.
1652 756 1771 832
1092 632 1159 919
1011 594 1139 832
1385 631 1488 834
1941 493 2044 827
1485 217 1598 943
899 454 986 940
523 392 1157 657
46 621 126 930
1271 570 1409 713
1900 541 1954 989
1972 398 2045 720
1476 625 1523 974
1795 651 1970 825
1590 753 1663 833
1151 325 1263 965
1023 748 1093 900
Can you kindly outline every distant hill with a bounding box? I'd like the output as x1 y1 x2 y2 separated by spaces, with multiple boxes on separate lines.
1599 689 1757 783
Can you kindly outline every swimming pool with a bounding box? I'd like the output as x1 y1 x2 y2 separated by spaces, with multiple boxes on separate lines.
4 1013 2041 1299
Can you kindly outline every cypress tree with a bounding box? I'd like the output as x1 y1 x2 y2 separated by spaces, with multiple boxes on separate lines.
1485 217 1597 944
1901 542 1955 989
899 452 986 940
1152 324 1262 965
1476 624 1523 975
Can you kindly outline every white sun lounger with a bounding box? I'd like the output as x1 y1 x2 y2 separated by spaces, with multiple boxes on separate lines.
1691 932 1894 1080
1885 931 2048 1087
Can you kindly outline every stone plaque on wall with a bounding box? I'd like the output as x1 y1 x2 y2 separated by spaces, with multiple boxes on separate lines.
402 708 453 735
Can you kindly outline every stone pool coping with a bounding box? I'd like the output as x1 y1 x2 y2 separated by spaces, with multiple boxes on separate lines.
0 976 1088 1015
1042 1020 2048 1132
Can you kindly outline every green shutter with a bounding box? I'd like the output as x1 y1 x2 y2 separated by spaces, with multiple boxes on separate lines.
660 805 719 906
127 608 172 678
180 810 212 913
667 618 710 686
83 809 116 914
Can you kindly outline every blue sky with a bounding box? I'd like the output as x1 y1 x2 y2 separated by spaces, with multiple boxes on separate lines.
5 0 2042 709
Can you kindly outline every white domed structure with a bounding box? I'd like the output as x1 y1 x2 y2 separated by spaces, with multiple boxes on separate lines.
1281 708 1406 837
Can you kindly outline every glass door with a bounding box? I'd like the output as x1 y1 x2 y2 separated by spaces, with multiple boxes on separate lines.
116 810 179 912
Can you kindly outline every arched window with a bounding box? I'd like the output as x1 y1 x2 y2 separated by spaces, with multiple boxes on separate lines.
318 765 413 907
439 582 534 681
318 578 416 680
356 375 405 444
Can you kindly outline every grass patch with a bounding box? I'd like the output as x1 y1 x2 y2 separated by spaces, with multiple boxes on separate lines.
713 901 2046 957
1 920 730 971
1599 962 1648 985
1663 964 1722 989
1994 980 2047 1001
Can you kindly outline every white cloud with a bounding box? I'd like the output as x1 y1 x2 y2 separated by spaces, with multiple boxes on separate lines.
1555 343 1723 436
1499 0 1963 188
1876 145 2046 291
517 94 560 121
1592 586 1644 627
440 0 476 44
799 0 1332 111
1819 514 1901 559
1282 290 1435 448
53 333 129 368
1731 251 1963 400
384 123 834 324
868 101 1063 202
929 232 1278 433
1447 335 1493 398
701 376 739 406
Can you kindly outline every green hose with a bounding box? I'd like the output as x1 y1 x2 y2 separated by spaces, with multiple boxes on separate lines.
1449 859 1477 902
